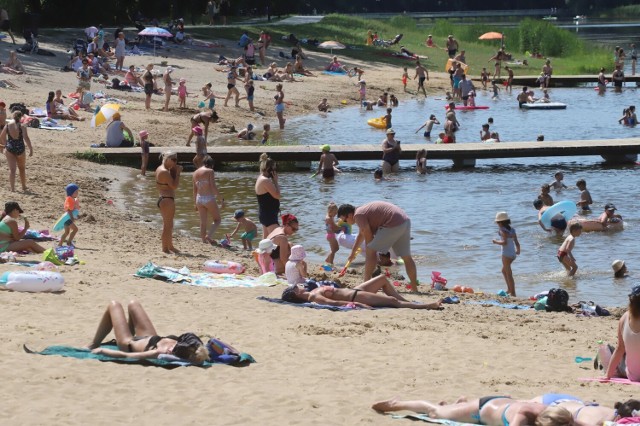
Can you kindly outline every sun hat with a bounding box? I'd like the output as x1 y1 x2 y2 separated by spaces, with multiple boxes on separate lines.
605 203 617 211
4 201 23 214
321 144 330 152
495 211 510 222
139 130 149 138
234 209 245 219
179 77 186 83
289 245 306 261
66 183 79 197
166 66 174 73
386 128 396 135
359 79 366 84
257 239 276 254
192 126 203 135
612 259 626 273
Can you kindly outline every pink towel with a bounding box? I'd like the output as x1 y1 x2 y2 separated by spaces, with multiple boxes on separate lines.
579 377 640 386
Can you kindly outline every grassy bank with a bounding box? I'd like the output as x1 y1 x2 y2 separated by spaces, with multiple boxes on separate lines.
599 5 640 19
191 14 613 76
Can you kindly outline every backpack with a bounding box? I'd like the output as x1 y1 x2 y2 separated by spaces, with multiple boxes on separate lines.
545 288 570 312
10 102 29 115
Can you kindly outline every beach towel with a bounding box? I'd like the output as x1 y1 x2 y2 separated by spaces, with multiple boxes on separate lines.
465 300 531 310
578 377 640 386
322 70 347 76
24 343 255 369
390 414 477 425
29 108 47 117
135 262 285 288
257 296 373 311
38 122 76 131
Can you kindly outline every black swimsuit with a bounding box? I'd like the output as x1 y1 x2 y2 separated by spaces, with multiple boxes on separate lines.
257 192 280 227
5 124 25 156
350 289 361 302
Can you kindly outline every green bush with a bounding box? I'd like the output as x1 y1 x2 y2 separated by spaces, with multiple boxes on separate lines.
389 15 416 31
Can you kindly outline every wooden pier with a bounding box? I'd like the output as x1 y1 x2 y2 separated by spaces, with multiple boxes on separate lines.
87 138 640 168
506 75 640 87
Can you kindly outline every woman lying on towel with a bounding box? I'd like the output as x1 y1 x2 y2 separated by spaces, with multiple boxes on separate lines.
373 394 640 426
281 275 442 310
372 396 566 426
86 300 209 363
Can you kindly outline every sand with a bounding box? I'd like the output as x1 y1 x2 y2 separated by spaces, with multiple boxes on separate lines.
0 31 632 425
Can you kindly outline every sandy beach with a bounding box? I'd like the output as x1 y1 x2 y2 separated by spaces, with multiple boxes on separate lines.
0 31 633 425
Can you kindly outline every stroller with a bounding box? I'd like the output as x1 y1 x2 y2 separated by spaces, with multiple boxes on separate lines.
373 33 404 48
73 38 88 56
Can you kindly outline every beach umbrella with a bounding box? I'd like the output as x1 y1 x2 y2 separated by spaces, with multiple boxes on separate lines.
91 103 121 128
318 40 346 55
479 32 505 49
138 27 173 56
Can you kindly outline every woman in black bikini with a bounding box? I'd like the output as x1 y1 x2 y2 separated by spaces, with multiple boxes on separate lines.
0 110 33 192
282 275 442 310
155 151 182 254
142 63 154 110
87 300 209 363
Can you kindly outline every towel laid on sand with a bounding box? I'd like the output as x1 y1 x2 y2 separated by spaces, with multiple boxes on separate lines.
135 262 285 288
391 414 477 425
579 377 640 386
258 296 375 311
465 300 531 310
322 70 347 76
24 342 255 369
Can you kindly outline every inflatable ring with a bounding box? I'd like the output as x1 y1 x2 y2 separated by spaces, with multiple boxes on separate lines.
367 116 387 129
203 260 245 274
540 200 577 228
0 271 65 292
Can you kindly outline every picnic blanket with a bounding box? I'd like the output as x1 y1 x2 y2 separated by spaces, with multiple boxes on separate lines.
579 377 640 386
135 261 285 288
390 415 477 425
24 342 255 369
258 295 373 311
465 300 531 310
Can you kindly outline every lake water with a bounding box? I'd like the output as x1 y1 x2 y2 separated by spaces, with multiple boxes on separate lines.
121 86 639 306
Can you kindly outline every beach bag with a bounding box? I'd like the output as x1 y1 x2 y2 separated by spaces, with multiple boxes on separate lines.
545 288 570 312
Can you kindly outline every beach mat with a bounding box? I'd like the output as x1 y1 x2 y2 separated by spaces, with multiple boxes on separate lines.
135 262 285 288
390 414 477 425
257 295 370 311
465 300 531 310
578 377 640 386
322 70 347 76
24 343 255 369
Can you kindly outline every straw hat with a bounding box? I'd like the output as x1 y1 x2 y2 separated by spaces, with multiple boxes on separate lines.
495 211 510 222
386 128 396 135
289 245 306 261
257 239 275 254
612 259 626 273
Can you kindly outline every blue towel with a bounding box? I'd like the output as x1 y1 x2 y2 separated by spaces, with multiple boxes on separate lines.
321 70 347 76
257 296 368 311
464 300 531 310
24 344 255 368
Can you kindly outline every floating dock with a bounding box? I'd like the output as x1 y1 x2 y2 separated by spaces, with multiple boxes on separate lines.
86 138 640 168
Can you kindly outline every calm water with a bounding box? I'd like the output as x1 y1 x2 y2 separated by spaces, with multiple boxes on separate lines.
122 87 639 306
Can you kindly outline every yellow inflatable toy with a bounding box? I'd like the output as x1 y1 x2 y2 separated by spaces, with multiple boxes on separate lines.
367 116 387 129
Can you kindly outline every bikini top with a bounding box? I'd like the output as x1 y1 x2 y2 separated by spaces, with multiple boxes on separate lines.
144 335 178 351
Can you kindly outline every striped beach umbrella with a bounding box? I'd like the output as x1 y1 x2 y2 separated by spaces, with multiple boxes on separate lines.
91 103 120 128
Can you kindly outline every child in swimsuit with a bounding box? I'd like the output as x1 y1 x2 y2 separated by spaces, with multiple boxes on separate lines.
415 114 440 138
324 202 341 265
261 124 270 145
60 183 80 247
558 222 582 276
192 126 207 168
401 67 408 92
316 145 340 179
139 130 150 176
549 171 567 190
492 212 520 296
229 209 258 251
576 179 592 212
178 78 188 109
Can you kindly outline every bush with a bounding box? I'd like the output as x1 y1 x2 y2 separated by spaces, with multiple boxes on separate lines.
389 15 416 31
516 19 583 57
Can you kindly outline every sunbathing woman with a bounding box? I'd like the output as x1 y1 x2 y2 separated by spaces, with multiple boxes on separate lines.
283 275 443 310
86 300 209 363
372 396 566 426
264 63 284 82
3 51 24 74
294 55 315 76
